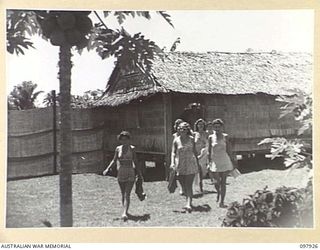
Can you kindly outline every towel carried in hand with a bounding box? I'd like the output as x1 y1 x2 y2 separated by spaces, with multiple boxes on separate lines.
167 169 177 193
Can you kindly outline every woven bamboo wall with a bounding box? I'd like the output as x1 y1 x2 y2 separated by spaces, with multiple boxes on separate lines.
8 155 55 178
8 92 303 179
103 94 165 153
170 93 301 153
7 107 106 179
204 93 301 152
8 107 53 135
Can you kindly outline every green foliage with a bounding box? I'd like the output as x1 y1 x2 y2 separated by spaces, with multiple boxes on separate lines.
259 90 312 169
156 11 174 28
259 137 312 169
43 89 104 108
276 89 312 135
8 81 43 110
222 181 313 227
103 11 173 27
6 10 39 54
70 89 104 108
42 91 58 107
7 10 173 74
36 11 92 48
90 11 171 73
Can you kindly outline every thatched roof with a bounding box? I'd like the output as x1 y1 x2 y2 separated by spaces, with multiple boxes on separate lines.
95 51 312 106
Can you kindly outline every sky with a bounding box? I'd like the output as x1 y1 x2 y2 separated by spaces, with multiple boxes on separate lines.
6 10 314 105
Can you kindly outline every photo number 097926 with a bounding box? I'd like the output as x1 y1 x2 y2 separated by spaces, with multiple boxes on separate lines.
299 244 319 249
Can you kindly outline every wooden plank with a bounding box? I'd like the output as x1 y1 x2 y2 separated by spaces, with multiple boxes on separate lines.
8 128 54 137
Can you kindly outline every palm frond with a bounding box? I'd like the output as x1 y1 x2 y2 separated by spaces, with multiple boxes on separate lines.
157 11 174 28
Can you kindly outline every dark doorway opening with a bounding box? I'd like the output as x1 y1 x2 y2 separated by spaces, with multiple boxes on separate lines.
180 102 204 129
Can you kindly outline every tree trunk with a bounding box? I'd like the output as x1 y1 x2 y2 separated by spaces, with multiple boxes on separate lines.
58 45 73 227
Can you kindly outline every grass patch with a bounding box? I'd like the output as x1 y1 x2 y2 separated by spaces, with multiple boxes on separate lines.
6 168 310 227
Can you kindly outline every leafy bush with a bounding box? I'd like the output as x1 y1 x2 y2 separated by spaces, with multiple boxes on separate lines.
222 180 313 227
258 89 312 170
43 89 104 108
8 81 43 110
259 137 312 169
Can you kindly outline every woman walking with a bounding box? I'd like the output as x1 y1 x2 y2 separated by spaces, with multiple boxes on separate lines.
208 119 236 208
206 121 216 184
173 118 184 139
193 119 209 193
206 121 214 136
170 122 199 212
103 131 142 220
172 118 185 195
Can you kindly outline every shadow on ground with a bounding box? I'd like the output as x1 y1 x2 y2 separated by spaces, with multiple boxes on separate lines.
127 213 150 222
238 155 285 174
192 204 211 212
172 204 211 214
193 190 216 199
113 213 151 222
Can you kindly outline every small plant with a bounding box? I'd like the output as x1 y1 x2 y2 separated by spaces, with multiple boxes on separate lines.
222 182 313 227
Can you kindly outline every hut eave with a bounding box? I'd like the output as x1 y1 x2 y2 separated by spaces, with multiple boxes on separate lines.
94 88 167 107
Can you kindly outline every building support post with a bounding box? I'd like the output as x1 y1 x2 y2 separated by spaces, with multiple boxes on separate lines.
163 93 172 180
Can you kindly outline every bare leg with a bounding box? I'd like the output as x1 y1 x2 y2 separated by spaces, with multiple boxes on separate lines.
123 181 135 217
208 171 215 184
178 176 186 198
193 173 198 191
215 184 220 202
185 174 195 211
213 172 220 202
219 173 227 207
118 181 126 208
179 181 186 195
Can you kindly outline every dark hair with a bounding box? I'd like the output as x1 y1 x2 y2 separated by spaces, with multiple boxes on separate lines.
206 121 213 126
117 131 131 141
174 118 184 131
194 118 206 132
212 118 224 126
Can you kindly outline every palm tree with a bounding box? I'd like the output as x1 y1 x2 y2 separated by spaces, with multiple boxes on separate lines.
7 9 173 227
58 44 73 226
9 81 43 110
43 91 60 107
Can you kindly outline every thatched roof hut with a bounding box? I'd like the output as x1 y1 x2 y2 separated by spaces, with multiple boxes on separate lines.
96 51 312 106
94 51 312 180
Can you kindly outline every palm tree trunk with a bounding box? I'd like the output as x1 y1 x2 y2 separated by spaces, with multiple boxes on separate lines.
58 44 73 227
